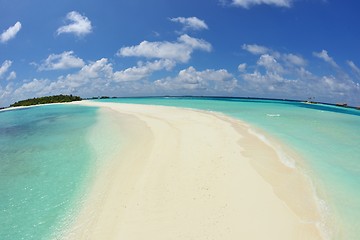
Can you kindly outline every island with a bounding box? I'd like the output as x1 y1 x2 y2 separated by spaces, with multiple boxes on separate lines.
10 94 82 107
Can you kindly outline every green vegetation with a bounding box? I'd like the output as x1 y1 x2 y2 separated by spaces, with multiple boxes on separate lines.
10 95 82 107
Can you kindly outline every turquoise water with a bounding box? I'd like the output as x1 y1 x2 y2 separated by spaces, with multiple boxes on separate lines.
0 104 98 240
1 98 360 239
99 97 360 239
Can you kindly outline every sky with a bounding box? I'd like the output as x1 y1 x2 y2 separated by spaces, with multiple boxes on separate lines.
1 0 360 107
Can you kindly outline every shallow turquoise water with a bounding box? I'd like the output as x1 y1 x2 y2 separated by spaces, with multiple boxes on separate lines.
0 104 98 240
1 98 360 239
99 97 360 239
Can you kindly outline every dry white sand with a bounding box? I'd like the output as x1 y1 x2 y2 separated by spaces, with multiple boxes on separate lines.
63 101 323 240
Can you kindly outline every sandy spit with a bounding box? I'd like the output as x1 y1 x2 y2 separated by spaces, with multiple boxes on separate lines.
63 101 322 240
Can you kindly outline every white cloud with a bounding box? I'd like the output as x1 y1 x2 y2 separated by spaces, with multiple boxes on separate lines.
57 11 92 37
242 44 306 72
226 0 292 8
170 17 208 31
155 66 237 92
38 51 85 71
9 57 177 103
13 59 107 100
114 59 175 82
241 69 312 99
11 59 114 102
117 34 212 63
0 60 12 78
317 76 358 99
13 79 53 102
283 53 306 66
347 60 360 78
313 50 339 68
239 47 360 104
179 34 210 50
238 63 247 72
241 70 290 93
257 54 284 73
6 71 16 81
0 82 14 104
62 58 113 87
242 44 269 55
239 43 358 103
15 57 176 98
3 42 360 107
0 22 21 43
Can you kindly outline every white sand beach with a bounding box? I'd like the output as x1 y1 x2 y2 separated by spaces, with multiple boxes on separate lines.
64 101 323 240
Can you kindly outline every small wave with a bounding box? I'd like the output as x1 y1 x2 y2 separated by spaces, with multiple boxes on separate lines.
248 128 333 239
248 128 295 168
266 114 281 117
316 199 332 240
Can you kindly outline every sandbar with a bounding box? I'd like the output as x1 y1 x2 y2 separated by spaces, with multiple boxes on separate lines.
63 101 323 240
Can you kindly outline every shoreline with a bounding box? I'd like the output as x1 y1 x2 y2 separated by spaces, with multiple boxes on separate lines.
62 101 324 239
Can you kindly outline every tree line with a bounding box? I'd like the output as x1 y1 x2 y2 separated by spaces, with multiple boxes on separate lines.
10 95 82 107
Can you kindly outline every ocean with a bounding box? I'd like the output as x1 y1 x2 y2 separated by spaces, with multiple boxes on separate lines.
99 97 360 239
0 104 99 239
1 97 359 239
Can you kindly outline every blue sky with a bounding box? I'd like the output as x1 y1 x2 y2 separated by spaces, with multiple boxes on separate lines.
1 0 360 107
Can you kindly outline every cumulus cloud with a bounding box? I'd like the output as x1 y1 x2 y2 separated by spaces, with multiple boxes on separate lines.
313 50 339 68
241 70 295 95
6 71 16 81
283 53 306 66
57 11 92 37
11 59 114 102
170 17 208 31
239 45 360 104
155 66 237 92
257 54 284 73
242 44 306 71
14 79 51 97
242 44 270 55
238 63 247 72
0 22 21 43
8 57 177 104
114 59 175 82
320 76 351 92
38 51 85 71
117 34 212 63
10 59 114 103
0 60 12 78
0 82 14 104
224 0 293 8
62 58 113 87
3 42 360 107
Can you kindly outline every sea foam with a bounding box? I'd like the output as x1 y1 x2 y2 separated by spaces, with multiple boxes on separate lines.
247 128 295 169
247 127 332 240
